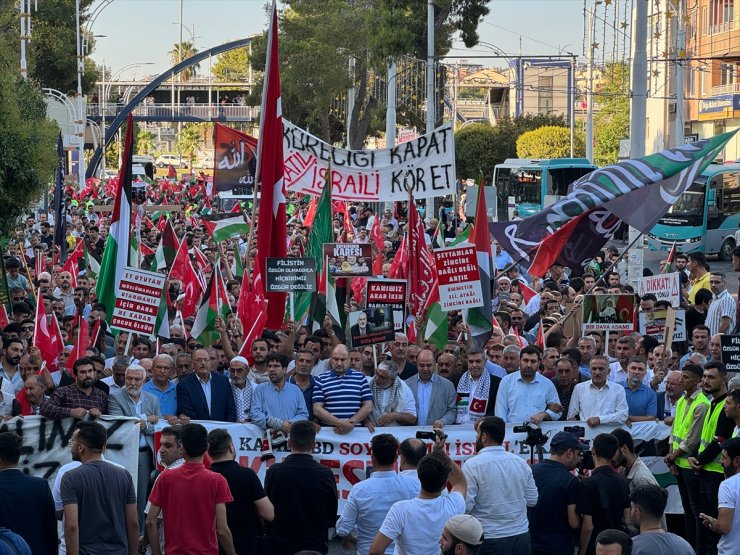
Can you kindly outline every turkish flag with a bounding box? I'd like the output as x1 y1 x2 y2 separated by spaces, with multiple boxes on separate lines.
237 266 267 364
33 291 64 370
470 397 488 414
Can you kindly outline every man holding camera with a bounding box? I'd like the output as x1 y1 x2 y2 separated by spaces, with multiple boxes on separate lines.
577 433 631 555
529 431 585 555
462 416 538 555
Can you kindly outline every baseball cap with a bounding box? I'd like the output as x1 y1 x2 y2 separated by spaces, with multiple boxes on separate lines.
550 431 589 451
445 514 484 546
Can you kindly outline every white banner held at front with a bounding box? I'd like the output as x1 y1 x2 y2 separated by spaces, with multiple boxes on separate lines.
282 120 455 201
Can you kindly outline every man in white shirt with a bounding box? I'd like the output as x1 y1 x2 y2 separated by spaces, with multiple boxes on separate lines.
336 434 418 554
369 435 466 555
568 355 629 427
700 437 740 555
462 416 538 554
706 272 736 335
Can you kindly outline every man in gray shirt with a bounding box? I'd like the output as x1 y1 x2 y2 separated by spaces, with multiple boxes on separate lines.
630 484 694 555
61 421 138 555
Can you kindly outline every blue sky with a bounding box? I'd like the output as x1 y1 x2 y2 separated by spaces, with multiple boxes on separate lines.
90 0 587 79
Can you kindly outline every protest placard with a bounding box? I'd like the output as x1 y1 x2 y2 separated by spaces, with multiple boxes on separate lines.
720 335 740 372
581 294 636 331
323 243 372 277
637 308 686 344
265 257 317 292
433 245 483 311
366 279 406 332
111 267 166 337
636 272 681 306
349 306 395 347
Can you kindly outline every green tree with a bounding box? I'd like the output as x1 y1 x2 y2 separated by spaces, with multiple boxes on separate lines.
177 124 202 167
169 41 200 81
213 46 249 82
516 126 585 158
0 5 59 238
593 62 630 166
454 124 501 180
137 130 155 156
27 0 100 94
454 114 570 179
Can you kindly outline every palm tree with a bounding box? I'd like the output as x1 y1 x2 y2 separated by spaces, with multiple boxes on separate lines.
168 41 201 81
177 124 201 168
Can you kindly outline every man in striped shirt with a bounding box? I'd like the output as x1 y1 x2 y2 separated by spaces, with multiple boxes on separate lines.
706 272 736 336
312 344 373 434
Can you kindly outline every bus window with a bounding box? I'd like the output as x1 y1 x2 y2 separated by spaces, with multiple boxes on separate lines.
666 179 706 215
547 167 596 196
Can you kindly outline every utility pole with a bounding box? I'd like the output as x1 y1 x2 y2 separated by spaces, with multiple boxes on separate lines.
628 0 649 285
585 3 598 163
674 0 685 146
347 55 356 148
424 0 435 218
570 55 576 157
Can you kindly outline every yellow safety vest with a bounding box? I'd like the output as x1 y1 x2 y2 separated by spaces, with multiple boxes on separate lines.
672 391 710 469
697 398 727 474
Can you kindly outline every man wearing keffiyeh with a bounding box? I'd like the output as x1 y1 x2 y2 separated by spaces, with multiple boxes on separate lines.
368 360 417 428
228 356 253 423
455 349 501 425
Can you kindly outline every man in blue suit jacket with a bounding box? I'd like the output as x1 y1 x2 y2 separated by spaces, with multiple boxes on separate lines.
0 432 57 554
177 349 236 422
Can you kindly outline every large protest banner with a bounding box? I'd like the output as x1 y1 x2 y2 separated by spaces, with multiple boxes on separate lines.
111 267 167 337
283 120 455 201
0 416 140 485
151 420 680 513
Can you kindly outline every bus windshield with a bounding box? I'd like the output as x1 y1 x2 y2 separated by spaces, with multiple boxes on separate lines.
496 166 542 206
665 178 706 216
548 167 596 196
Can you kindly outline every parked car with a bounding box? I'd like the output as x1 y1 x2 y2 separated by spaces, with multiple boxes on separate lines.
155 154 188 168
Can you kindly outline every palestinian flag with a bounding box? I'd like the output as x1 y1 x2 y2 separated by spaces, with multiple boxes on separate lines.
202 213 250 243
191 271 225 347
151 219 180 272
96 114 133 322
293 169 334 322
83 241 100 276
663 241 677 274
424 224 472 349
232 242 244 279
464 179 494 349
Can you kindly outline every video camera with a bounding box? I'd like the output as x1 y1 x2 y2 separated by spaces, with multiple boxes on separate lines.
563 425 594 471
513 422 548 447
416 429 446 441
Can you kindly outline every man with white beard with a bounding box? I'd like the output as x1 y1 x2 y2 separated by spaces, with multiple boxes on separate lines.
108 364 162 533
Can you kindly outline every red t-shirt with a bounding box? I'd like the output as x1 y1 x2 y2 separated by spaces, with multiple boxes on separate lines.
148 461 233 555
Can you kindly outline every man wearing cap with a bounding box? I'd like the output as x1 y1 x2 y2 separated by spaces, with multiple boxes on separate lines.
529 431 585 555
440 514 484 555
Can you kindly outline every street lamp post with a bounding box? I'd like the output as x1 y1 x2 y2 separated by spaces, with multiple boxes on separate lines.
75 0 86 189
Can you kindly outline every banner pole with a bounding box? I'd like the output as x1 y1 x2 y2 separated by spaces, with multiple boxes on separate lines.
289 291 295 322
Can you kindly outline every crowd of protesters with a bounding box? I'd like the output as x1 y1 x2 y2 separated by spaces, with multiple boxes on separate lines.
0 179 739 555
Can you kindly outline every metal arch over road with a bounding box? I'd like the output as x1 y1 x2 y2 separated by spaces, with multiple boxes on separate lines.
87 37 256 179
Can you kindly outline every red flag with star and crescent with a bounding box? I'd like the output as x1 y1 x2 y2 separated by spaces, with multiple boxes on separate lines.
254 0 287 328
237 265 267 363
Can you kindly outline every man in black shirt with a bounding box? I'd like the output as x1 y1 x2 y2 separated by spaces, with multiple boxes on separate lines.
577 433 631 555
529 432 584 555
265 420 338 554
207 429 274 554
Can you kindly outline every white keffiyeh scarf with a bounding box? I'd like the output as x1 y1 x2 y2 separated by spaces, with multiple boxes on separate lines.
455 371 491 424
